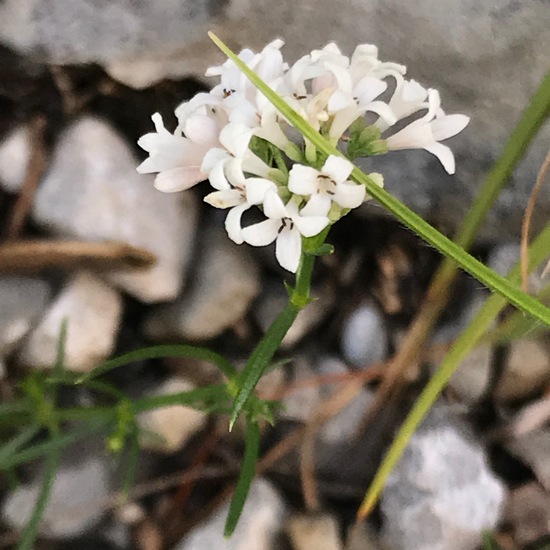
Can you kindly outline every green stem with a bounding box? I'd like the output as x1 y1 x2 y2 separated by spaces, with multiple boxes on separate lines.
16 425 61 550
229 249 317 429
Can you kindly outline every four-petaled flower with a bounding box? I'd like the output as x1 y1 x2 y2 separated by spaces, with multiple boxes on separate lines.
241 192 329 273
288 156 366 216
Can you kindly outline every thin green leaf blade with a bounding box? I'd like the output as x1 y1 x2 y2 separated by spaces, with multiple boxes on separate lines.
224 419 261 537
78 344 236 383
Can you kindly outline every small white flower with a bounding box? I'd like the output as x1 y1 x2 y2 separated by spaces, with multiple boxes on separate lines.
204 176 278 244
241 192 329 273
201 122 271 191
385 90 470 174
137 112 220 192
288 155 366 216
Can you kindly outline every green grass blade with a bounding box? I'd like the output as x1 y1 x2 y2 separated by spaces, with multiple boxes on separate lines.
0 416 111 470
78 345 236 383
208 33 550 330
358 220 550 518
224 419 261 537
0 425 41 467
15 429 62 550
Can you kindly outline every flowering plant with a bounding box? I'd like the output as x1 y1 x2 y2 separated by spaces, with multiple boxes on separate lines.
134 34 550 535
138 38 469 273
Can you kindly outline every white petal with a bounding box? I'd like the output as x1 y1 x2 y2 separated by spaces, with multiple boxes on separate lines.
225 157 247 187
201 148 229 175
203 189 243 209
431 114 470 142
184 115 219 146
288 165 321 195
322 156 354 183
424 142 456 174
208 159 231 190
275 228 302 273
245 177 276 205
263 190 288 220
154 166 203 192
333 182 366 209
225 203 251 244
219 122 253 157
293 215 329 238
354 76 387 105
300 193 332 217
242 218 281 246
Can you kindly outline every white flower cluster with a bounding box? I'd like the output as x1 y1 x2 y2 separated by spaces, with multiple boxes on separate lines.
138 40 469 272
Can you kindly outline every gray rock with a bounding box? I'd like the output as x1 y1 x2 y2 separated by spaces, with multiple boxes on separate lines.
255 283 334 349
144 226 260 341
487 243 546 293
506 429 550 491
0 276 51 356
18 271 122 371
2 1 549 239
381 405 506 550
340 301 387 368
287 513 343 550
2 452 110 538
175 479 285 550
506 483 550 546
137 377 207 453
31 116 198 303
0 124 30 193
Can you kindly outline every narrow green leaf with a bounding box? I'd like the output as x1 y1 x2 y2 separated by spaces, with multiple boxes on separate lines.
1 416 111 470
224 419 261 537
208 33 550 331
16 429 62 550
78 344 237 383
0 425 41 467
229 302 299 430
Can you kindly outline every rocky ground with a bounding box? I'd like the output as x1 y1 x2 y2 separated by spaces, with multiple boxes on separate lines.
0 2 550 549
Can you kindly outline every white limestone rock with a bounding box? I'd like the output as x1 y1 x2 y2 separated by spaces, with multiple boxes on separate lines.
18 271 122 371
0 124 31 193
340 300 388 368
144 226 260 341
175 479 285 550
137 377 208 453
381 405 506 550
31 116 198 303
0 276 51 357
3 453 110 538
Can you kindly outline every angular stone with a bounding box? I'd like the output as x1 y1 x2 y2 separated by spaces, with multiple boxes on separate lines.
144 226 260 341
3 452 110 538
137 377 207 453
381 405 506 550
506 483 550 546
287 513 343 550
506 429 550 491
0 276 50 356
496 338 550 402
0 124 30 193
31 117 198 302
175 479 285 550
18 271 122 371
340 301 388 368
